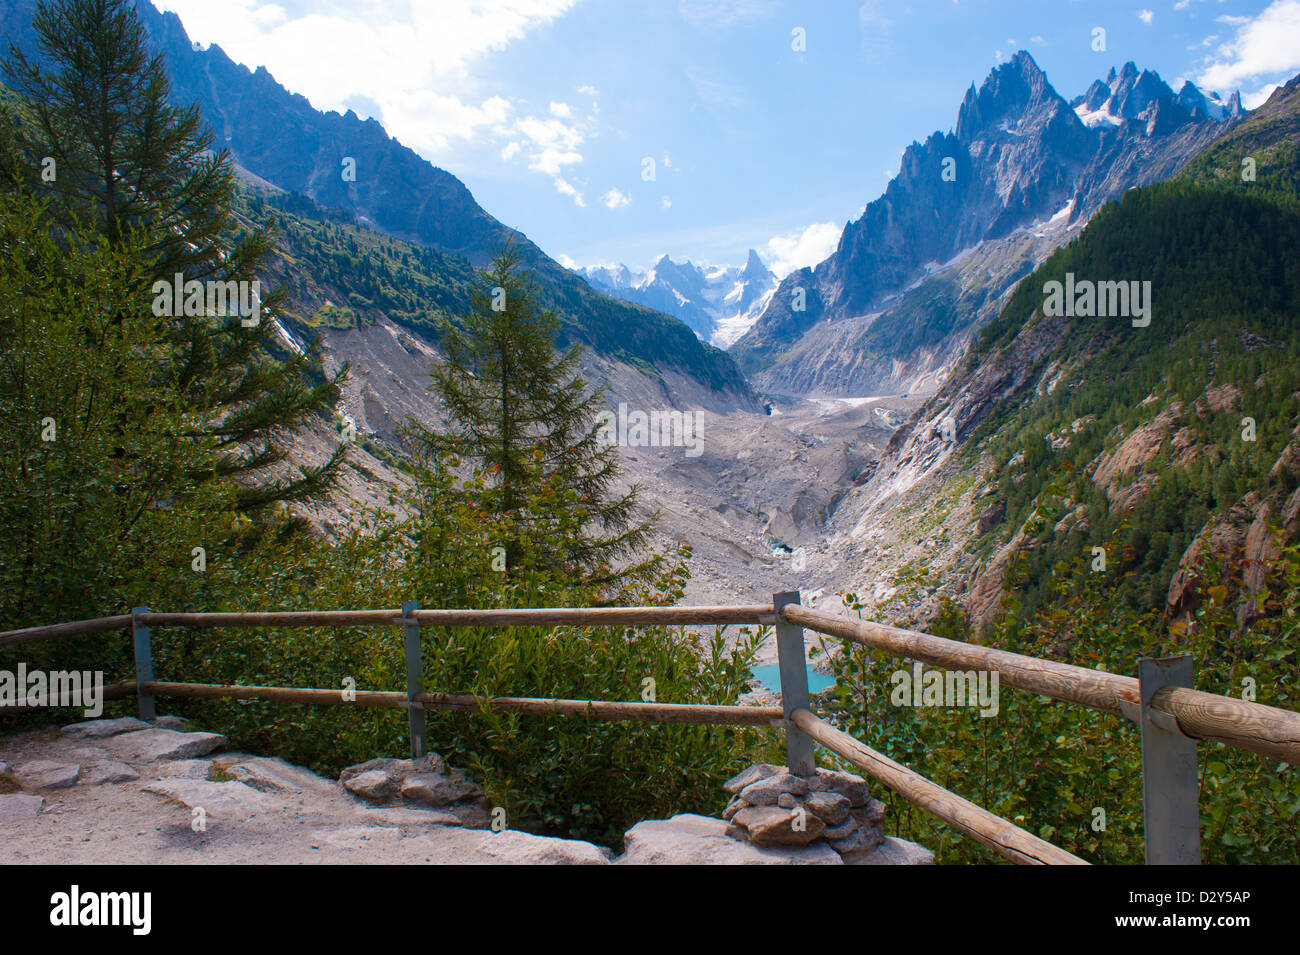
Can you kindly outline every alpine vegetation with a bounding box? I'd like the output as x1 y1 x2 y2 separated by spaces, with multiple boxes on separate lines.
1041 273 1153 327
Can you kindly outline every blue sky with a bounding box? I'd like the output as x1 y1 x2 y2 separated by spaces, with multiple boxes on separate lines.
158 0 1300 276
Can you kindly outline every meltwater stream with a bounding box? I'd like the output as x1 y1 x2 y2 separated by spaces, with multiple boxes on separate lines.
751 664 836 695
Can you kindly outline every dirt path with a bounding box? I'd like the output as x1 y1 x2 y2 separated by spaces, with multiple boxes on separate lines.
0 717 610 865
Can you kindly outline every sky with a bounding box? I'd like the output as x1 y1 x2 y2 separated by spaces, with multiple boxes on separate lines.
156 0 1300 277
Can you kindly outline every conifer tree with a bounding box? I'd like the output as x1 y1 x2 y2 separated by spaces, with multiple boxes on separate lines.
1 0 345 512
407 242 655 588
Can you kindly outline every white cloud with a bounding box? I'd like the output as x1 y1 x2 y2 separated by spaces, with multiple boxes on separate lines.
763 222 841 279
1138 10 1154 26
660 196 672 209
550 101 573 118
602 188 631 209
557 253 577 268
1030 35 1046 46
530 148 583 176
1198 0 1300 91
553 176 585 207
155 0 579 156
501 141 522 160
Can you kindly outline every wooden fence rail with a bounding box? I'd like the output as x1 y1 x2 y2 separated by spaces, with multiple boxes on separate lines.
4 593 1297 865
783 605 1300 766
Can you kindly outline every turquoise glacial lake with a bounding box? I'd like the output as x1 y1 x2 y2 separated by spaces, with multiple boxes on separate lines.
752 664 836 695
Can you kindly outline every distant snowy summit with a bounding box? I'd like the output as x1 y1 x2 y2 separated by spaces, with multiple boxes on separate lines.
579 249 777 347
1071 62 1243 133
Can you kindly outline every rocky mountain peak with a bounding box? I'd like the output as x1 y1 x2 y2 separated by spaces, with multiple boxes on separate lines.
956 51 1063 144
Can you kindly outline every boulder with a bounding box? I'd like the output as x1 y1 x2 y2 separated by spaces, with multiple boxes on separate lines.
151 716 190 731
107 728 226 762
722 763 782 794
81 761 139 785
60 717 150 739
0 793 43 822
475 830 612 865
342 769 395 801
843 835 935 865
16 760 80 790
732 805 825 846
399 769 480 806
620 814 842 865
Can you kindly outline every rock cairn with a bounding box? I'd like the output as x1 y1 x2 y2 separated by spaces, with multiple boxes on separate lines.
339 754 491 827
722 763 886 858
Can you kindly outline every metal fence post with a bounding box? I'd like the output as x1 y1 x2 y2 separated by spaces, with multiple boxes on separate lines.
402 600 427 759
131 606 155 722
773 591 815 776
1139 655 1201 865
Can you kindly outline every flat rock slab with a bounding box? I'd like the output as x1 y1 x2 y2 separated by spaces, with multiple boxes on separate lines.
843 836 936 865
61 717 150 739
150 759 213 780
226 757 336 796
16 760 80 790
355 807 461 829
620 814 842 865
723 763 783 794
81 761 140 785
107 728 226 762
0 793 44 822
144 779 281 820
732 805 826 845
475 830 612 865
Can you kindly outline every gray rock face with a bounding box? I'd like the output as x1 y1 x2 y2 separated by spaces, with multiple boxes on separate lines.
620 814 842 865
0 793 44 821
16 760 80 790
107 728 226 762
151 716 190 731
61 717 150 739
81 761 140 785
475 830 612 865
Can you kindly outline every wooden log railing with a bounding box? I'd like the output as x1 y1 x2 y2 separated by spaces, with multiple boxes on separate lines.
781 604 1300 766
3 594 1297 865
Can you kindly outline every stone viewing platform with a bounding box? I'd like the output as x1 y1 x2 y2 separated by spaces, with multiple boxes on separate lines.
0 719 932 865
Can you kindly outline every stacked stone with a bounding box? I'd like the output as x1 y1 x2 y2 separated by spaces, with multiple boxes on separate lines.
339 754 491 827
722 763 885 857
